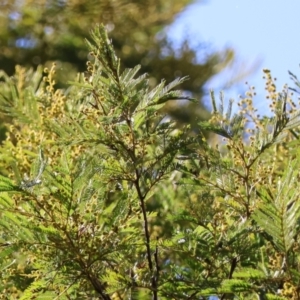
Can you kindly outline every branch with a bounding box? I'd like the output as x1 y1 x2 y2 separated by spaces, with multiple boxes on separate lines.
220 256 239 300
134 174 158 299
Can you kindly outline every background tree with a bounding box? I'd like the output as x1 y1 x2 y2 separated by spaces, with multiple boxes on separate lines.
0 0 237 126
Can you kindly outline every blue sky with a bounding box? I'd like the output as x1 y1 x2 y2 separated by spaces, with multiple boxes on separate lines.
167 0 300 111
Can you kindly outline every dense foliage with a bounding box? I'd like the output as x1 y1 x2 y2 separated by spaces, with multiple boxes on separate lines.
0 26 300 299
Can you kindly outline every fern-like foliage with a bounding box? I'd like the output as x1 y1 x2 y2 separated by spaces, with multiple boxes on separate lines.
1 25 300 300
0 25 199 299
253 159 300 253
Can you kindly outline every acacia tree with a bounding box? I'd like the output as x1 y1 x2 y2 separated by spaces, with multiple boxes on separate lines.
0 26 300 299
